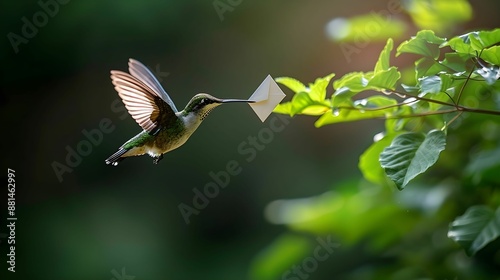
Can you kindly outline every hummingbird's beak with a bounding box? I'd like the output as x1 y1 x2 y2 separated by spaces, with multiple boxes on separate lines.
221 99 256 103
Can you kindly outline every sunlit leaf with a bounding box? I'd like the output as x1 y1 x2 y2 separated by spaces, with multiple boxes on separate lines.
448 206 500 256
331 87 357 106
481 46 500 66
309 73 336 101
301 105 332 116
315 109 378 127
368 67 401 90
397 30 445 59
413 29 448 45
445 30 500 59
273 102 293 115
333 72 367 92
453 29 500 52
331 41 400 100
358 95 399 108
273 75 334 116
290 92 330 116
445 34 474 55
380 130 447 189
476 29 500 48
374 39 393 73
276 77 306 94
469 35 484 52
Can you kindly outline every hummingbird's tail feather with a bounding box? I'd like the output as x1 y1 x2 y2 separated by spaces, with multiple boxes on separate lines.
105 148 129 166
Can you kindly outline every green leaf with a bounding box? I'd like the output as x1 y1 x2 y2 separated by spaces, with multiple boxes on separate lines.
374 39 393 73
315 109 377 127
368 67 401 90
444 30 500 57
276 77 306 94
332 68 400 102
440 52 473 73
290 92 329 116
301 105 332 116
415 57 448 78
448 206 500 256
396 30 445 59
439 74 453 92
273 75 334 116
333 72 367 92
331 87 357 106
419 75 442 95
331 72 368 105
273 102 293 115
359 133 399 186
416 74 455 111
331 41 399 101
476 29 500 48
481 46 500 66
309 73 335 101
469 34 484 51
455 29 500 51
445 34 474 54
380 130 447 189
414 29 448 45
358 95 399 108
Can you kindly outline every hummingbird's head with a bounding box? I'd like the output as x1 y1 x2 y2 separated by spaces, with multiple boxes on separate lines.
185 93 253 120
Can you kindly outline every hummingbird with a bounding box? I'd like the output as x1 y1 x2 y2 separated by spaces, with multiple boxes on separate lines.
105 59 253 166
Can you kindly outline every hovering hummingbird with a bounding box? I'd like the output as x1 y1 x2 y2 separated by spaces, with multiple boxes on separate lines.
105 59 253 166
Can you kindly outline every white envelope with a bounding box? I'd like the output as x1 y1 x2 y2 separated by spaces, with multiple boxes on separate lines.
248 75 286 122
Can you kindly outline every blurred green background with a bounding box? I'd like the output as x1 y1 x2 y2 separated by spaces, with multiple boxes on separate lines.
1 0 500 279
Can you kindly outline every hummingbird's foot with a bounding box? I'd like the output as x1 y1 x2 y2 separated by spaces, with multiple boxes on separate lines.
152 154 164 164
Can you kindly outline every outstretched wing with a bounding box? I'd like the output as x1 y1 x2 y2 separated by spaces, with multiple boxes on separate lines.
110 70 175 134
128 59 178 113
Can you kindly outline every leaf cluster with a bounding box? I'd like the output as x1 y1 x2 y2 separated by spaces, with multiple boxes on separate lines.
272 29 500 259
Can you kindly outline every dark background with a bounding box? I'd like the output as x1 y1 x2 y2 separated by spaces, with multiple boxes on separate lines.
1 0 499 279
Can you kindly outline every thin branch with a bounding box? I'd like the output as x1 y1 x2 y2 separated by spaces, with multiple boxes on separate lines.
382 108 458 120
389 89 458 108
333 103 458 119
441 90 457 106
456 64 475 105
459 106 500 116
444 111 464 129
334 99 418 113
